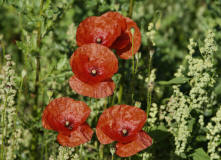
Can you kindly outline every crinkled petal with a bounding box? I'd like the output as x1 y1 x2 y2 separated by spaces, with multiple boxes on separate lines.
42 97 90 135
101 11 126 32
70 43 118 84
69 75 115 98
97 105 146 143
115 17 141 59
116 131 152 157
76 16 121 47
96 125 114 144
57 123 94 147
111 32 130 50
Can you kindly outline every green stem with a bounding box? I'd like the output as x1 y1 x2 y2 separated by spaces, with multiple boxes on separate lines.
99 144 104 160
131 31 135 103
34 0 44 105
146 54 152 118
111 155 114 160
128 0 135 18
0 42 5 70
111 84 117 105
118 84 123 104
1 96 8 160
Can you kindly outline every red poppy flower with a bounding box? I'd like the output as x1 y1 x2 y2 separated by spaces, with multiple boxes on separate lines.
112 17 141 60
70 43 118 84
76 16 121 47
101 11 127 32
69 75 115 98
42 97 93 146
96 105 152 157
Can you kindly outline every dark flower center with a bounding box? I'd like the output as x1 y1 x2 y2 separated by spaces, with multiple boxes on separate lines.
122 129 128 136
91 69 97 76
65 121 73 130
96 38 102 44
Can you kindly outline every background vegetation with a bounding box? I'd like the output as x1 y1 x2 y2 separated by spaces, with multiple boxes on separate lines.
0 0 221 159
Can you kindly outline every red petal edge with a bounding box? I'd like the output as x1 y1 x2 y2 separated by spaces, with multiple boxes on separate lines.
96 126 114 144
69 75 115 98
57 123 93 147
115 130 152 157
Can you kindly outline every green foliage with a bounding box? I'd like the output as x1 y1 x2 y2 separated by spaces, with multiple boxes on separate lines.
191 148 210 160
158 77 190 85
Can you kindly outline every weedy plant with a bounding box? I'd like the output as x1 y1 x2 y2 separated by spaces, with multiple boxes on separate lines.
0 0 221 160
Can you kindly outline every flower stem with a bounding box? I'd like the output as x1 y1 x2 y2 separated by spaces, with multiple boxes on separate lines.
146 52 152 118
99 144 104 160
118 84 123 104
131 30 135 103
128 0 135 18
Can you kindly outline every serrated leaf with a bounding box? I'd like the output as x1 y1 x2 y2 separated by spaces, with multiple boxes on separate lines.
158 77 190 85
192 148 210 160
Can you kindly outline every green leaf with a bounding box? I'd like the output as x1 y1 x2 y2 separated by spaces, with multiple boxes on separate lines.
158 77 190 85
214 80 221 95
192 148 210 160
188 118 195 132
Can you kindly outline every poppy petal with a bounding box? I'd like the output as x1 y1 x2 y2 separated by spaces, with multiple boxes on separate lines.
76 16 121 47
111 32 130 50
70 43 118 84
115 131 152 157
101 11 127 32
42 97 91 135
57 123 94 147
97 105 146 143
115 17 141 59
69 75 115 98
96 125 114 144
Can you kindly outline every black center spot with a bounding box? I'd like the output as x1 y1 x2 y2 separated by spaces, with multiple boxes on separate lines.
96 38 102 44
65 121 73 130
91 69 97 76
122 129 128 136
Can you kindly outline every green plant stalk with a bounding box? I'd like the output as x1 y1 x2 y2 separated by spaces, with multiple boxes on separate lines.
146 54 152 118
80 145 83 159
35 0 44 105
111 84 117 105
1 96 7 160
0 42 5 71
131 32 135 103
118 84 123 104
99 144 104 160
128 0 135 18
